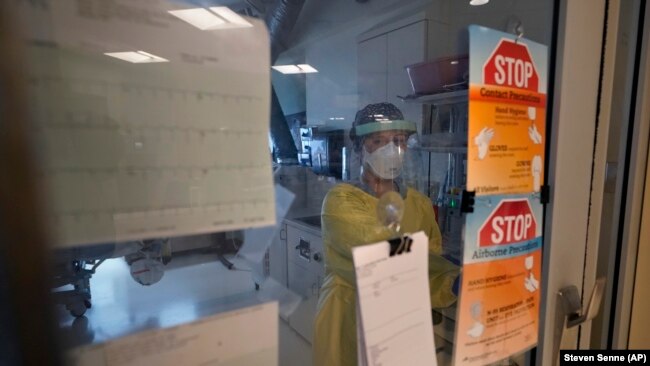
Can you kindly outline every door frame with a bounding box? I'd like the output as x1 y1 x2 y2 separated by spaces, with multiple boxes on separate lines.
609 0 650 349
540 0 650 360
538 0 607 362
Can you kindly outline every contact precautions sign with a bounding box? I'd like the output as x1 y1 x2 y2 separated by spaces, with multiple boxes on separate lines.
453 25 548 366
467 25 548 196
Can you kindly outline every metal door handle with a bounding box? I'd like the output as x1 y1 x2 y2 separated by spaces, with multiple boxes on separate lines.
559 277 606 328
553 277 606 365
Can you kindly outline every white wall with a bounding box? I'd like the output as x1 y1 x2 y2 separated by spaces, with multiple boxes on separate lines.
273 0 554 130
276 0 437 128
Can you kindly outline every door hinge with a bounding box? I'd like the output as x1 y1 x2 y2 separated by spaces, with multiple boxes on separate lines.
540 184 550 204
461 189 476 213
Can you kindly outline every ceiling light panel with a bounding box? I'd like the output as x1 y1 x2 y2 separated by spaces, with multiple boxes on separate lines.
272 64 318 74
104 51 169 63
272 65 301 74
297 64 318 73
168 8 225 30
169 7 252 30
209 7 253 28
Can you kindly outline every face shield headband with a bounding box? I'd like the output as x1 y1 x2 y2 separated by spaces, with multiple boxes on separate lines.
354 120 417 137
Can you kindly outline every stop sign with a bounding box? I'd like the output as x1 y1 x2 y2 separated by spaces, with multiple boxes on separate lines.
478 199 537 247
483 39 539 92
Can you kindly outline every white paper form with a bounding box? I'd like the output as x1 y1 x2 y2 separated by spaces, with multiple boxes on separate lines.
352 231 438 366
15 0 275 247
66 302 279 366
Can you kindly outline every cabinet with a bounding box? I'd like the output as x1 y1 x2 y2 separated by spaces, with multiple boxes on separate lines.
287 262 320 343
358 20 426 128
268 222 288 286
357 12 453 131
285 220 325 342
386 21 427 125
357 35 388 107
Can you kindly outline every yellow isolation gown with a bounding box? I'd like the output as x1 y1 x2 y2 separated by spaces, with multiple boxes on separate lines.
312 183 459 366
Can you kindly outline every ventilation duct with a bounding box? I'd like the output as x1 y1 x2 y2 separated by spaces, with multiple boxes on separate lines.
265 0 306 164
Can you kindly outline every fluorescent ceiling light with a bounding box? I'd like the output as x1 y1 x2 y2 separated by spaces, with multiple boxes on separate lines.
272 65 301 74
272 64 318 74
296 64 318 73
209 7 253 28
104 51 169 63
470 0 489 5
168 8 225 30
169 7 252 30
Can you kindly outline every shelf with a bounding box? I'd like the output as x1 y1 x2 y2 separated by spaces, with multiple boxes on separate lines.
413 146 467 154
399 89 468 106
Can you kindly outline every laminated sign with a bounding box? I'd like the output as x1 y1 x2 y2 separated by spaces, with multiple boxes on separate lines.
467 25 548 196
455 25 548 366
454 194 543 366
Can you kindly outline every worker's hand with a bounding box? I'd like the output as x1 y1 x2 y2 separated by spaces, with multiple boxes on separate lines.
474 127 495 160
528 124 543 144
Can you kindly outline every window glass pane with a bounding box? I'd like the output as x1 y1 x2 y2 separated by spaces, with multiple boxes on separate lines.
7 0 554 364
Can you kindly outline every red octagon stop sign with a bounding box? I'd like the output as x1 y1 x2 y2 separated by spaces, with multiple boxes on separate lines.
483 39 539 92
478 199 537 247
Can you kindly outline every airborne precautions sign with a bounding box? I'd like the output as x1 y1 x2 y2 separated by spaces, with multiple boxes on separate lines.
467 25 548 196
454 24 548 366
478 199 536 247
454 194 543 366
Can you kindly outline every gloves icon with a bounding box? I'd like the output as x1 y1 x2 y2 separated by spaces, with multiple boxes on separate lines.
474 127 495 160
528 124 543 144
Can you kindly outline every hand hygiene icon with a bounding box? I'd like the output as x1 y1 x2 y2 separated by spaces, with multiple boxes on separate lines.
474 127 495 160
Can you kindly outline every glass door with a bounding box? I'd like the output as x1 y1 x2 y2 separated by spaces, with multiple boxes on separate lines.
3 1 619 365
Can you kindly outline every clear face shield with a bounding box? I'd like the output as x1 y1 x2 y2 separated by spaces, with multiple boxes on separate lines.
355 120 425 231
356 120 423 190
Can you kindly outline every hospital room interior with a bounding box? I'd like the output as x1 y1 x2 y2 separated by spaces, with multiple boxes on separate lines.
2 0 650 365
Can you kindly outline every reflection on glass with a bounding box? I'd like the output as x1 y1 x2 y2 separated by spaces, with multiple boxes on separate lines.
5 0 554 364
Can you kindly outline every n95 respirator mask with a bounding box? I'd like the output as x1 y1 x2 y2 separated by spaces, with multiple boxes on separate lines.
363 142 405 180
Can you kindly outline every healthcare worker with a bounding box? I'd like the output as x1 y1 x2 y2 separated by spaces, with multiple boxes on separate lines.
313 103 459 366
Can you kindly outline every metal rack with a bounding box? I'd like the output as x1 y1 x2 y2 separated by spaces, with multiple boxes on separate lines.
399 89 468 107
